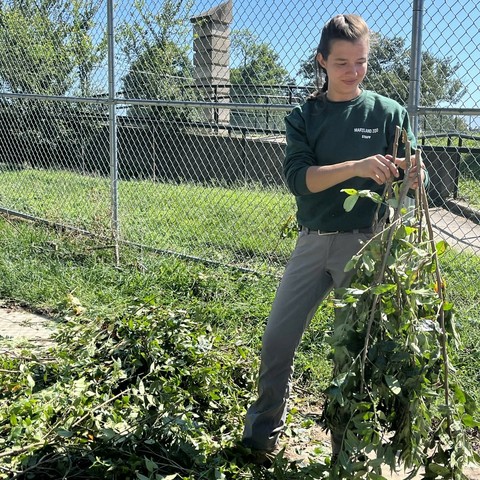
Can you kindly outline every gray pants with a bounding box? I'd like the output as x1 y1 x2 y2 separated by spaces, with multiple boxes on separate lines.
242 229 371 451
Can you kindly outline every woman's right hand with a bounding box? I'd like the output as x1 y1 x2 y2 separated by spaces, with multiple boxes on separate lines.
355 154 400 185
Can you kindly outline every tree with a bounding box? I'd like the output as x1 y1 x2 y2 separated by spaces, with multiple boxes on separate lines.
119 0 199 121
0 4 73 95
0 0 111 171
69 0 107 97
230 29 292 128
122 41 197 121
230 30 290 87
297 32 466 108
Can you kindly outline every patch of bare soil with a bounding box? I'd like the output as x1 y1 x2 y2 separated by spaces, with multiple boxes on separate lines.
279 400 480 479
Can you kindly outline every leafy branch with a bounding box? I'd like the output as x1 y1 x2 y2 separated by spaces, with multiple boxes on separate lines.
326 128 479 479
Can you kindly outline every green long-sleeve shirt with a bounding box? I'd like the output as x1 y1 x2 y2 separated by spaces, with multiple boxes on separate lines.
284 90 416 231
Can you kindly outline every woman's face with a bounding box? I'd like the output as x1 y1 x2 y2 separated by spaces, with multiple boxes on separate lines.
316 38 369 102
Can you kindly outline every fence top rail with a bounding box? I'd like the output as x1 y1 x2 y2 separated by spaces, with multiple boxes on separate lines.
417 107 480 116
420 133 480 141
2 91 480 117
0 91 298 111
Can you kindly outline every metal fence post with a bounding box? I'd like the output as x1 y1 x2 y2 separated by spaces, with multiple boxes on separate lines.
107 0 120 265
408 0 424 137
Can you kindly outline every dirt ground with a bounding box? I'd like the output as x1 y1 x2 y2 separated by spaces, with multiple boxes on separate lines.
280 403 480 479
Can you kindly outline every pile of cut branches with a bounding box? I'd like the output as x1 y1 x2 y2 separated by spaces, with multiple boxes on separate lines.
324 128 479 479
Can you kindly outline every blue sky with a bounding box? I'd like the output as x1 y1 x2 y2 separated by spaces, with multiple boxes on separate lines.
190 0 480 117
103 0 479 127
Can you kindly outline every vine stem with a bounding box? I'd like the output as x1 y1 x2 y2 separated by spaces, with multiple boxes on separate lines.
417 152 451 431
360 133 413 392
0 442 45 459
373 125 401 230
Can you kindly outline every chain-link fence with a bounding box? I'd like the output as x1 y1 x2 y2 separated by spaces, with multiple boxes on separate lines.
0 0 479 277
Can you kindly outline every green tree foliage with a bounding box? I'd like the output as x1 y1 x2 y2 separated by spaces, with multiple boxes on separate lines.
0 0 108 170
230 30 290 87
0 3 73 95
119 0 199 121
297 32 466 109
122 41 198 121
230 29 292 129
69 0 107 97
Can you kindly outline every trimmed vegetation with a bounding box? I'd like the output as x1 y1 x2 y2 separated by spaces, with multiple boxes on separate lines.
0 165 479 478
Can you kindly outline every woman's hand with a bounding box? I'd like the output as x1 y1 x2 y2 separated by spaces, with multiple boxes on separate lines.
390 154 425 190
355 154 399 185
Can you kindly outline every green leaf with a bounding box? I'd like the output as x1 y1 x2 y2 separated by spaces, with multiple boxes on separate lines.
435 240 448 255
145 457 158 473
386 198 399 208
341 188 358 196
26 374 35 388
57 429 74 438
453 383 466 404
371 283 396 294
443 301 453 311
362 190 383 203
384 375 401 395
344 256 358 272
343 194 359 212
136 474 150 480
367 474 388 480
462 414 480 427
427 463 451 475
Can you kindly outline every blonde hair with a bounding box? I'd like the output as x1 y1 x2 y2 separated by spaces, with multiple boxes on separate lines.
311 14 370 99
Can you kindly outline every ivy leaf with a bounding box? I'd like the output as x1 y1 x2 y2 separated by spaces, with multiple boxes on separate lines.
385 375 402 395
462 414 480 428
343 194 359 212
372 284 396 294
435 240 448 255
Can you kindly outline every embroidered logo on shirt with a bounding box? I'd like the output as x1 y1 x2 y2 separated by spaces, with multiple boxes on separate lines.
354 127 379 139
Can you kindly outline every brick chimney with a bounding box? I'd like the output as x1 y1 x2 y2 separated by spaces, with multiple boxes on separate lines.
191 0 232 124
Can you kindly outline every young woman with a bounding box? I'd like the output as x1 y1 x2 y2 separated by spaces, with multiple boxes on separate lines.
242 13 426 463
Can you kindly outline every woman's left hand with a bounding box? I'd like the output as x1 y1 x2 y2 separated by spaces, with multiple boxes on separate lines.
387 154 425 190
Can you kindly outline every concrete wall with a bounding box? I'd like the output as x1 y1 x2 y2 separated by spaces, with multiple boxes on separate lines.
120 127 287 187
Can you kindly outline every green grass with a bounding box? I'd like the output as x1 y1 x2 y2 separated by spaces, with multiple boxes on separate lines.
1 165 480 477
0 213 479 478
0 168 297 271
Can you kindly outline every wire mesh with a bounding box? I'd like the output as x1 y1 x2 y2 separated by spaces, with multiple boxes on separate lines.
0 0 479 278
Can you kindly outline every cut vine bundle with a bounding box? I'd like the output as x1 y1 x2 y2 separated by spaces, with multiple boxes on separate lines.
324 127 479 479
